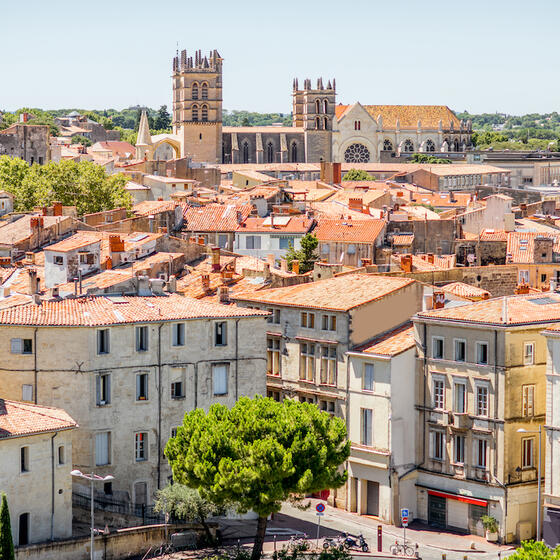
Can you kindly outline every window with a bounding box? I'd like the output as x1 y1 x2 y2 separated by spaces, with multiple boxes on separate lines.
22 384 33 402
519 270 530 283
213 364 228 395
522 384 535 417
431 431 445 461
171 427 178 439
454 339 466 362
433 378 445 409
522 437 534 468
267 308 280 324
299 343 315 381
291 142 298 162
279 237 293 250
215 322 227 346
136 326 148 352
347 244 356 255
172 323 185 346
432 337 444 359
267 142 274 163
300 312 315 328
524 342 535 365
476 342 488 365
354 120 361 131
361 408 373 446
97 329 110 354
191 82 199 100
20 446 29 473
320 345 337 385
242 141 249 164
323 99 328 114
454 435 465 464
268 389 281 401
475 438 488 468
267 337 281 375
316 116 322 129
476 385 488 416
454 381 466 413
136 373 148 401
246 235 261 250
171 381 184 399
323 117 328 130
95 432 110 466
201 82 208 100
363 363 374 392
54 255 64 265
58 445 65 465
320 400 335 413
426 139 436 152
344 143 370 163
218 234 228 248
383 139 393 151
201 104 208 122
135 432 148 461
18 513 29 546
104 482 113 495
403 139 414 152
96 373 111 405
11 338 33 354
315 99 321 113
191 104 199 121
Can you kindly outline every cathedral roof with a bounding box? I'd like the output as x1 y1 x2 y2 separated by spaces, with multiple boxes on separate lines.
335 104 461 130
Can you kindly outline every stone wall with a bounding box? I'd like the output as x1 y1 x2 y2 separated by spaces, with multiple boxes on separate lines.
0 124 50 164
386 219 460 255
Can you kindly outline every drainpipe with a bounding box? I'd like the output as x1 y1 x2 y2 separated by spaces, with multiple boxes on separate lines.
345 313 352 511
235 319 240 400
34 328 38 404
194 362 198 409
157 323 163 490
422 322 427 465
50 431 59 540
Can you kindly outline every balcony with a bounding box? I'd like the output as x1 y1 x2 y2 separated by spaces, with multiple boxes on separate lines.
471 467 490 482
428 410 448 425
450 412 472 430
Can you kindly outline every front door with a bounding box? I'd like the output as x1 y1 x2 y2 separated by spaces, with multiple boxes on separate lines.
428 494 446 527
366 481 379 516
134 482 147 512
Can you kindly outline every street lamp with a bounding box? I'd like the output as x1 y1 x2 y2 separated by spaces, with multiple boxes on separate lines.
71 469 114 560
518 426 543 540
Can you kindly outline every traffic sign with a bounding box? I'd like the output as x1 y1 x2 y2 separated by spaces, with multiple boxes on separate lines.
316 512 325 517
316 503 325 513
402 519 409 527
400 508 409 519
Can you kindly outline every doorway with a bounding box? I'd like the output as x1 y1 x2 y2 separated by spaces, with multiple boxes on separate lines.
134 482 148 513
19 512 29 546
428 494 446 527
366 481 379 516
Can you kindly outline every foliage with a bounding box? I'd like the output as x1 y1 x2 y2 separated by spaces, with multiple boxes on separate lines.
508 540 560 560
409 154 452 164
71 135 92 147
115 127 137 145
223 110 292 127
342 169 375 181
165 396 350 560
0 108 59 136
0 493 15 560
154 484 224 544
154 105 172 131
0 156 132 214
286 233 319 274
480 515 498 532
275 541 351 560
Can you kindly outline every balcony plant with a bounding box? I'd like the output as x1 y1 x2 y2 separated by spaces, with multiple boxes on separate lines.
481 515 499 542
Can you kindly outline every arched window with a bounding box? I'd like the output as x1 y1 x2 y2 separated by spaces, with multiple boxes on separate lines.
453 138 460 152
344 143 370 163
291 142 298 162
323 99 328 114
201 104 208 122
426 139 435 152
191 82 199 100
242 141 249 164
315 99 321 114
267 142 274 163
383 139 393 151
316 116 322 130
354 121 361 131
323 117 328 130
403 139 414 152
201 82 209 100
191 104 199 122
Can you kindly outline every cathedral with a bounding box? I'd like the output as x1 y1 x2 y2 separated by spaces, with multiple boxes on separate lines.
135 49 473 165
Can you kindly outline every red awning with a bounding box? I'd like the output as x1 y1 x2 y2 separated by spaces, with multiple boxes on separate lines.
428 489 488 507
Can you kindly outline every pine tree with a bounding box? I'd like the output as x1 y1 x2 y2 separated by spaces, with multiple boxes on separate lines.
0 493 15 560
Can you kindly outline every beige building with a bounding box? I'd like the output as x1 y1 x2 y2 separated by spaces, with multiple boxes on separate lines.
0 399 77 546
0 294 268 508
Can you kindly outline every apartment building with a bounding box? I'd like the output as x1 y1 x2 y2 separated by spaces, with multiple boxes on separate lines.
413 294 560 542
0 294 268 508
233 273 423 507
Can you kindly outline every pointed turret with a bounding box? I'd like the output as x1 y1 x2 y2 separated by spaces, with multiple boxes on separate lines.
327 80 332 90
333 78 336 91
136 110 152 147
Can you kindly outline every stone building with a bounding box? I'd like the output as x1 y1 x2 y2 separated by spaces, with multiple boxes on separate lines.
0 124 50 164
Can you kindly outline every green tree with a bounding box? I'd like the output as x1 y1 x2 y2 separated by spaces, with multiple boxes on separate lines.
0 155 29 201
0 493 15 560
154 105 171 131
342 169 374 181
508 540 560 560
286 233 319 274
409 154 452 164
71 135 92 147
154 484 225 544
165 396 350 560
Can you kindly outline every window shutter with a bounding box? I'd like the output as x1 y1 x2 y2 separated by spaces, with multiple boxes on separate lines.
96 375 101 404
136 328 140 351
22 384 33 401
95 433 108 466
106 375 111 404
136 374 141 399
213 364 228 395
11 338 23 354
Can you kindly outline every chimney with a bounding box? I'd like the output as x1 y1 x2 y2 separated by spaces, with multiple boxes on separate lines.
1 286 10 298
348 198 363 213
263 262 271 280
105 257 112 270
333 162 342 184
400 254 412 273
198 236 205 245
201 274 210 291
433 291 445 309
25 252 35 264
520 203 528 218
280 259 288 272
149 278 166 295
50 286 60 299
218 285 230 304
236 210 243 224
515 282 530 295
292 259 300 274
137 275 151 296
167 275 177 293
109 235 124 253
267 254 275 267
427 253 435 264
32 294 41 305
361 258 372 267
28 269 39 294
211 246 221 272
53 201 63 216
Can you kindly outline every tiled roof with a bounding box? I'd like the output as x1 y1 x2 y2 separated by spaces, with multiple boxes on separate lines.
0 399 77 439
479 229 508 242
310 201 381 220
45 231 102 253
441 282 491 301
411 164 505 177
0 294 268 327
237 215 314 234
183 203 253 232
354 322 415 357
507 231 560 263
133 200 179 216
0 216 72 246
90 141 136 156
313 219 385 243
233 273 415 311
417 293 560 326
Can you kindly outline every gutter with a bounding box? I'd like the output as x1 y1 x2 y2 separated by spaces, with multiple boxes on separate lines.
50 431 59 541
157 323 163 490
34 327 38 403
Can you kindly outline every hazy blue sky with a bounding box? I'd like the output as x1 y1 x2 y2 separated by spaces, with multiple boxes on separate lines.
1 0 557 115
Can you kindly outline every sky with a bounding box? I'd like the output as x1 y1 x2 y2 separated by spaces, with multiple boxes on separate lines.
1 0 558 115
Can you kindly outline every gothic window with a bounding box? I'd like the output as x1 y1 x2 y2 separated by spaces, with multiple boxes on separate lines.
383 139 393 151
323 117 328 130
323 99 328 114
426 139 436 152
201 104 208 122
354 121 361 131
403 139 414 152
192 82 199 100
242 141 249 164
315 99 321 114
201 82 209 100
191 104 199 122
453 138 460 151
291 142 298 162
316 117 322 130
344 143 370 163
267 142 274 163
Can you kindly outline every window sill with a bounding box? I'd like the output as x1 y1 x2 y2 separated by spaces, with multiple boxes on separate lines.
171 395 185 400
135 459 147 463
136 399 149 403
96 403 111 407
213 393 228 397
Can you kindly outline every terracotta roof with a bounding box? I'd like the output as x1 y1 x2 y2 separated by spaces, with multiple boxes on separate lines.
479 229 508 242
133 200 179 216
45 231 102 253
417 293 560 326
183 203 253 232
233 273 415 311
0 216 72 246
328 189 389 207
237 215 314 234
411 164 506 177
313 219 385 243
441 282 491 301
310 201 381 220
354 322 415 357
507 231 560 263
0 399 77 439
0 294 268 327
90 141 136 157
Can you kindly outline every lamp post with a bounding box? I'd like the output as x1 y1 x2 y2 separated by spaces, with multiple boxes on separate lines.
71 469 114 560
518 426 543 540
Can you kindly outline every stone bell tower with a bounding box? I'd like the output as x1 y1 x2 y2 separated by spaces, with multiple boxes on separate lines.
172 49 223 163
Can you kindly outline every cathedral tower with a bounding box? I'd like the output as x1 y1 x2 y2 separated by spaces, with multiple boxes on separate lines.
293 78 335 162
172 49 223 163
